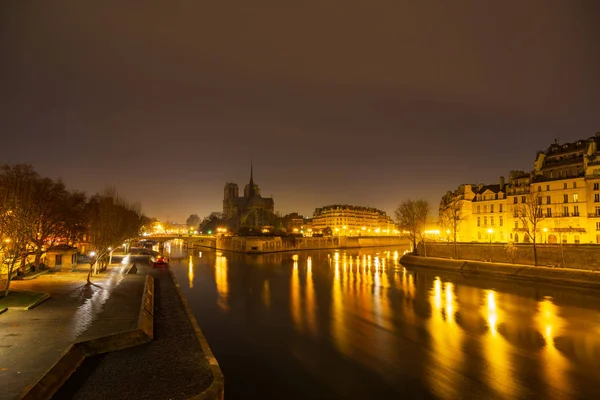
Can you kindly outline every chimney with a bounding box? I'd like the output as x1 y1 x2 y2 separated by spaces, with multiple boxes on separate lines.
499 176 505 191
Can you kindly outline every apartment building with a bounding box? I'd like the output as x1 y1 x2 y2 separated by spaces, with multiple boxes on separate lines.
312 204 397 235
440 133 600 244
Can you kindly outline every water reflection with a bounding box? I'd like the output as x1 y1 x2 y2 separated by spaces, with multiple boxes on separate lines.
188 255 194 288
215 254 229 311
536 297 571 398
427 277 464 399
173 246 600 399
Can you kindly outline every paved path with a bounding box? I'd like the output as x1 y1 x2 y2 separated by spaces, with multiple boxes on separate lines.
0 261 146 400
53 259 213 400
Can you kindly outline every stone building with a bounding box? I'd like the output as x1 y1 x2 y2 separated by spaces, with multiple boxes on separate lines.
222 166 275 228
440 133 600 244
312 204 397 235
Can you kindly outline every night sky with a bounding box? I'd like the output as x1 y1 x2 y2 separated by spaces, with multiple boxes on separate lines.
1 1 599 223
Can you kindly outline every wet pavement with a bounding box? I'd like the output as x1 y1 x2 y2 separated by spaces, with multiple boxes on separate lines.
54 257 213 400
0 259 145 400
171 245 600 400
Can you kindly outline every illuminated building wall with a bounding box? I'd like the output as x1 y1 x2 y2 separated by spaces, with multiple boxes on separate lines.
441 133 600 244
312 204 398 235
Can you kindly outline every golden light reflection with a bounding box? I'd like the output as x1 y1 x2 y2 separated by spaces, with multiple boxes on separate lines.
262 280 271 308
215 255 229 311
306 256 317 335
188 255 194 288
427 277 464 399
480 290 517 399
535 297 570 396
331 254 349 355
291 260 302 331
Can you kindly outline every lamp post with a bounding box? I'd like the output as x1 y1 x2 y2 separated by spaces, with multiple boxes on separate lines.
543 227 548 243
487 228 494 262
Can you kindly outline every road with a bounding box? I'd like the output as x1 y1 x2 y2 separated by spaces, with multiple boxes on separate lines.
169 244 600 400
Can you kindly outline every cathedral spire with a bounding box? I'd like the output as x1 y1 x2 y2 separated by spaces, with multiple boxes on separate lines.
248 163 256 197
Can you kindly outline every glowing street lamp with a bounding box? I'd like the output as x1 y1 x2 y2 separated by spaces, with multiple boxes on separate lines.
543 227 548 243
487 228 494 261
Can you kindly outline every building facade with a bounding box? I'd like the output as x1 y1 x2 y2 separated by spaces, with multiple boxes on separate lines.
223 166 275 228
440 133 600 244
312 204 397 235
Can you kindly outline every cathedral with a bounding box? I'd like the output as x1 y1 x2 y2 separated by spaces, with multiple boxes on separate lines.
223 166 275 228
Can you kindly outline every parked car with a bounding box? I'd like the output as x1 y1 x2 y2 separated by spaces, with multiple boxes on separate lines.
152 255 169 268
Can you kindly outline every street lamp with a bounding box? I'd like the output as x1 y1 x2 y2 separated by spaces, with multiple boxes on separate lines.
487 228 494 262
543 227 548 243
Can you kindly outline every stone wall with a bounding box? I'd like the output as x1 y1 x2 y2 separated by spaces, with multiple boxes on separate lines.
419 241 600 270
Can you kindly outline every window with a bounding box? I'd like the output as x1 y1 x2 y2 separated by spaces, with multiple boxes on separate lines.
595 183 599 190
513 197 518 204
573 182 577 188
595 193 599 203
515 221 519 229
499 231 504 240
596 206 600 216
538 186 542 192
499 204 503 212
573 193 579 203
564 183 568 189
547 208 552 217
490 205 494 213
546 196 551 204
477 217 481 227
484 216 488 226
564 194 569 203
574 235 580 244
499 216 503 226
564 206 569 216
478 231 482 240
521 196 526 203
596 222 600 231
490 216 494 226
477 205 481 213
546 185 550 191
574 206 579 216
55 255 62 266
484 205 488 213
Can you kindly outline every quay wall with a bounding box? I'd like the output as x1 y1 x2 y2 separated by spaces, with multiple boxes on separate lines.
189 236 409 253
419 242 600 271
399 254 600 289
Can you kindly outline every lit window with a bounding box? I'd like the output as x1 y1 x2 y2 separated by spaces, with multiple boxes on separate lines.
573 193 579 203
499 216 503 226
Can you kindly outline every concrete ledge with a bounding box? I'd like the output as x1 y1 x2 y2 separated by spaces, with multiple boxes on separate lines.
18 275 155 400
0 307 7 315
400 254 600 289
168 266 225 400
13 270 50 281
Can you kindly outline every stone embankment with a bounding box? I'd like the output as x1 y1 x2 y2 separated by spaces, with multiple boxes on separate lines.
400 254 600 289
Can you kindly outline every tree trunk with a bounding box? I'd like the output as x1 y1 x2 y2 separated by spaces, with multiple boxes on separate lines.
453 233 458 259
423 239 427 257
3 261 18 297
34 252 42 268
87 260 95 284
533 240 538 266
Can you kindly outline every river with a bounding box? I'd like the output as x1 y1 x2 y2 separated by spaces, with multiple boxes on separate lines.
168 242 600 400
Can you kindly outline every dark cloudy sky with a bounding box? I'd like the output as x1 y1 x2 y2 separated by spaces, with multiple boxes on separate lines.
1 1 599 222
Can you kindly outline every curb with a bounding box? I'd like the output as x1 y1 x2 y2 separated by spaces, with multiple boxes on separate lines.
0 307 7 315
1 292 51 311
18 275 155 400
16 270 50 281
168 265 225 400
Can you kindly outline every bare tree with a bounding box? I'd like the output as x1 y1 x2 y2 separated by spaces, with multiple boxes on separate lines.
86 187 143 283
514 190 544 266
395 199 430 255
0 164 39 297
186 214 201 231
439 191 464 259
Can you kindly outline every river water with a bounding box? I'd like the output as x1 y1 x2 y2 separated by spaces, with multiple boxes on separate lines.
168 242 600 400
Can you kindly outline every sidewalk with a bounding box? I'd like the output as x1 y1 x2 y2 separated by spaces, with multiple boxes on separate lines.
52 263 215 400
0 263 146 400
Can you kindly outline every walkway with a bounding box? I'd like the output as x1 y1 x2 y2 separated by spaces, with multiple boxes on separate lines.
0 262 146 400
52 262 214 400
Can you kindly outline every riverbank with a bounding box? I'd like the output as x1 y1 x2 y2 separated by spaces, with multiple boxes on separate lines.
399 254 600 290
192 235 410 254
